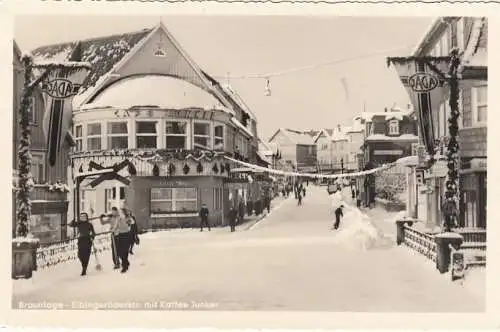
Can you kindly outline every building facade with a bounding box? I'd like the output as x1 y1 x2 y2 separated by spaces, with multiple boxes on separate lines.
268 128 317 173
411 17 487 229
32 23 261 231
13 41 73 243
344 119 364 172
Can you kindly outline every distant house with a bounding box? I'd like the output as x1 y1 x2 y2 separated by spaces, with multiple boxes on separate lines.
268 128 317 173
344 119 365 172
360 107 419 166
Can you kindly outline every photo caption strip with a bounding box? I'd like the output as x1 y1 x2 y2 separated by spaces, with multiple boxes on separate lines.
16 300 220 310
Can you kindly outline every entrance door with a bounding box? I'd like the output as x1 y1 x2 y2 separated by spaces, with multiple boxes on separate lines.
478 173 487 228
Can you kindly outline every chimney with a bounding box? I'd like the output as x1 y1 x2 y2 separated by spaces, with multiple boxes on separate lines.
337 124 341 132
384 107 388 113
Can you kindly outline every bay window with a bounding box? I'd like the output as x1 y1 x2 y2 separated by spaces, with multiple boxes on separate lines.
150 187 198 215
87 123 102 151
74 125 83 152
107 121 128 149
193 122 211 149
136 121 158 149
214 124 224 151
165 121 187 149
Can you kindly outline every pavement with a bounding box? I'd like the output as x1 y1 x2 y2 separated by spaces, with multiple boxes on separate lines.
12 185 485 312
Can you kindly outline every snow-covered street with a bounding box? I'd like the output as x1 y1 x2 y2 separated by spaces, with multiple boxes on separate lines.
13 186 485 312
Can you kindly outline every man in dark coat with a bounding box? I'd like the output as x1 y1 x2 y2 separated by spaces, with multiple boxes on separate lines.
128 214 140 255
297 192 303 206
265 195 271 213
69 212 96 276
333 205 344 230
199 203 211 232
351 187 356 200
228 206 237 232
356 189 361 208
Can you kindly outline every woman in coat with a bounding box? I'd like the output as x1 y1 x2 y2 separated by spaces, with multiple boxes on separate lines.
68 212 96 276
128 212 140 255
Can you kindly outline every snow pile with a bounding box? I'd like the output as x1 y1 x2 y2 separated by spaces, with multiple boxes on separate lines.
329 192 392 250
462 267 486 300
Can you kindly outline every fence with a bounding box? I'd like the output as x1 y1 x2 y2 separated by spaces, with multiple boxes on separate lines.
403 225 437 262
454 228 487 267
35 231 112 270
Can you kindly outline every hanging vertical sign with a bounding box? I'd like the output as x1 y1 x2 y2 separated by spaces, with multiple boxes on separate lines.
387 57 450 156
41 43 91 167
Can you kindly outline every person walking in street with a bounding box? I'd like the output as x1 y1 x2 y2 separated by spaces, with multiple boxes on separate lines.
333 205 344 230
297 192 303 206
111 208 132 273
265 195 271 213
302 187 306 197
351 187 356 200
128 212 140 255
68 212 96 276
356 189 361 208
199 203 211 232
228 206 237 232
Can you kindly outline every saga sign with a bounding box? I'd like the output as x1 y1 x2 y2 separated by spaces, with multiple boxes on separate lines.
42 79 80 99
408 72 440 93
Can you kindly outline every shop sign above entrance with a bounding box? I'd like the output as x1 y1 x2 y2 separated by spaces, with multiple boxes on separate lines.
113 108 215 121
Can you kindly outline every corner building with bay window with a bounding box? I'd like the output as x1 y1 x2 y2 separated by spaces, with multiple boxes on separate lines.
32 22 259 230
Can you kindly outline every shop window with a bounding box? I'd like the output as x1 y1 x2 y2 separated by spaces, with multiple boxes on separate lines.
214 124 224 151
213 187 223 210
165 121 187 149
388 120 399 135
87 123 102 151
193 122 211 149
107 121 128 149
136 121 157 149
74 125 83 152
463 191 477 228
150 187 198 215
29 213 62 244
31 152 45 183
472 85 487 125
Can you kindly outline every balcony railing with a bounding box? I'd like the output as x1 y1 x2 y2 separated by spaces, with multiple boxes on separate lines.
31 185 68 202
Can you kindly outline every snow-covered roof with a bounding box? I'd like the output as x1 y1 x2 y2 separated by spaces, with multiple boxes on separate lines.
461 18 488 70
31 28 152 98
330 127 348 141
365 134 419 141
256 151 272 164
85 75 226 111
395 155 419 167
284 129 315 145
359 108 413 122
220 83 257 121
231 117 254 138
412 18 442 56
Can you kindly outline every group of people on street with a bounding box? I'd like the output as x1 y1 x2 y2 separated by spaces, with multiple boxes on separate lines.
68 207 140 276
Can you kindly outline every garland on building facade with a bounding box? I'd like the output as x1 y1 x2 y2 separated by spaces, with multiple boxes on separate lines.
16 56 35 237
443 48 461 232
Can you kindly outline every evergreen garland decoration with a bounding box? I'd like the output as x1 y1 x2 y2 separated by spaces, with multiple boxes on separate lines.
16 55 35 237
212 163 219 174
168 163 176 176
128 163 137 176
443 49 461 232
196 162 203 174
183 164 190 175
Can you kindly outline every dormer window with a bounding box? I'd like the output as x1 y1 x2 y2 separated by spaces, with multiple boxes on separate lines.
389 120 399 135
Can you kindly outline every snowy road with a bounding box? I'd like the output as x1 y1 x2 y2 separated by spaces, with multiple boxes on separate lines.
12 186 485 312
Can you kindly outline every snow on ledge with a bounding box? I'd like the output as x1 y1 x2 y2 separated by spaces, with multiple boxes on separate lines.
33 60 92 69
231 117 254 138
366 134 419 141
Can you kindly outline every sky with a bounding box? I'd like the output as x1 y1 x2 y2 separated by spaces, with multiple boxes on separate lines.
14 15 433 140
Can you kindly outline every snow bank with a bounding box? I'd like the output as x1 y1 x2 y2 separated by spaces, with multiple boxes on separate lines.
329 192 393 250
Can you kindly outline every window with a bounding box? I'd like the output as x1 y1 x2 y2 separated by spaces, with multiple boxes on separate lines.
150 187 198 214
472 85 487 125
457 18 465 51
213 188 223 210
107 121 128 149
104 187 126 213
389 120 399 135
213 124 224 151
367 123 373 136
28 96 37 124
87 123 102 151
193 122 211 149
31 152 45 183
74 125 83 152
136 121 157 149
165 121 187 149
441 30 449 56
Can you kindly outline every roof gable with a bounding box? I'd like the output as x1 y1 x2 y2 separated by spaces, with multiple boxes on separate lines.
32 28 152 96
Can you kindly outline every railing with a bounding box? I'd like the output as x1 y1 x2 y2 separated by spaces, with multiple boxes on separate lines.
403 225 437 262
454 228 487 267
31 185 68 202
36 232 111 270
